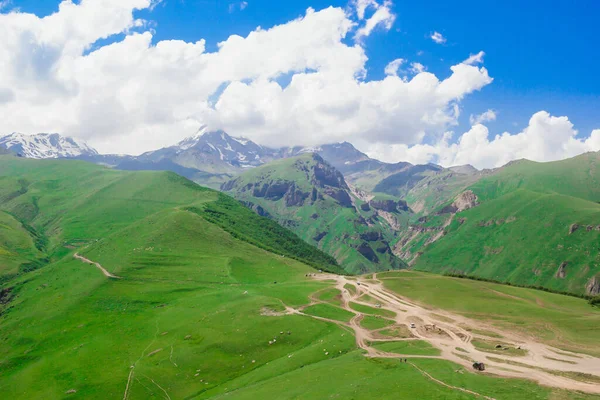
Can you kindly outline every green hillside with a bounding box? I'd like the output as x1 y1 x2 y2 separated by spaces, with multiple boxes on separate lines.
222 153 406 274
0 155 598 399
407 153 600 295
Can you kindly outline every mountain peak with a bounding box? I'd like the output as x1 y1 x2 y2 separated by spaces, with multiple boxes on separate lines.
0 132 97 159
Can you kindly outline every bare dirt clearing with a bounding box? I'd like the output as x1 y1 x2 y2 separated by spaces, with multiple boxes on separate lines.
286 273 600 395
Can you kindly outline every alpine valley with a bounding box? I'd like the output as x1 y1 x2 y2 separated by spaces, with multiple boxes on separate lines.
2 130 599 296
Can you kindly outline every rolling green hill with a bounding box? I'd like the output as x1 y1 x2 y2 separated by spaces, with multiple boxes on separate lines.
403 153 600 296
1 155 599 399
222 153 406 274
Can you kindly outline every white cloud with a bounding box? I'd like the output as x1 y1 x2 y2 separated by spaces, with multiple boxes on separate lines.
354 0 395 41
384 58 404 76
463 51 485 65
229 1 248 13
0 0 493 155
366 111 600 169
409 62 426 74
430 31 446 44
469 109 496 125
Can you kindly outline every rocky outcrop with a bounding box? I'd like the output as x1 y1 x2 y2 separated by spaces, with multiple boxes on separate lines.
454 190 478 211
264 182 290 200
555 262 568 279
439 190 479 214
241 201 272 218
360 202 371 211
569 224 579 234
311 155 348 189
285 185 310 206
356 242 379 263
324 188 353 207
369 199 408 213
313 231 328 242
586 276 600 296
360 231 383 242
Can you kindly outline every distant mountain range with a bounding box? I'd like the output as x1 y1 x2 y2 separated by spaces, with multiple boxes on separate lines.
1 129 457 191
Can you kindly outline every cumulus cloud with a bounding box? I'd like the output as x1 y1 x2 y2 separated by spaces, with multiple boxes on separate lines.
430 31 446 44
463 51 485 65
366 111 600 169
354 0 395 41
0 0 493 155
469 109 496 125
384 58 404 76
409 62 426 74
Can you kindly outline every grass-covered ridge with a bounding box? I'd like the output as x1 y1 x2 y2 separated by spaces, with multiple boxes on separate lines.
185 193 343 274
404 152 600 295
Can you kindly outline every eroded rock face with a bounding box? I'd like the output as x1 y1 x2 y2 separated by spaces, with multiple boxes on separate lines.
311 155 348 189
241 201 272 218
555 262 568 279
438 190 479 214
569 224 579 234
356 242 379 263
264 182 291 200
285 185 310 206
586 276 600 296
324 188 353 207
360 231 383 242
454 190 478 211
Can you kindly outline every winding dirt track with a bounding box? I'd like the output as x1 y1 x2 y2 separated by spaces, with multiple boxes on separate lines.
289 273 600 395
74 253 121 279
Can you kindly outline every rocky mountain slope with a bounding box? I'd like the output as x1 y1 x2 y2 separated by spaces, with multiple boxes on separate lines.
222 153 406 274
401 153 600 296
0 133 97 159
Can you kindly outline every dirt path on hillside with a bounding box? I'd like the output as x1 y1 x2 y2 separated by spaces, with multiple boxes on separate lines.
289 273 600 395
74 253 121 279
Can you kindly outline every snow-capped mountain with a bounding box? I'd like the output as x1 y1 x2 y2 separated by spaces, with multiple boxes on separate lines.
0 133 98 159
138 128 279 173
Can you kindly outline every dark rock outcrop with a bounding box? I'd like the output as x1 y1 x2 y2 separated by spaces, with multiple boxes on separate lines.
369 199 400 212
360 203 371 211
360 231 383 242
356 242 379 263
324 188 353 207
241 201 272 218
569 224 579 234
313 231 328 242
264 182 290 200
285 185 310 207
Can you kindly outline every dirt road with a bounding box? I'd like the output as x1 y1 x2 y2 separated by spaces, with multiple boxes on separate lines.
291 273 600 395
74 253 121 279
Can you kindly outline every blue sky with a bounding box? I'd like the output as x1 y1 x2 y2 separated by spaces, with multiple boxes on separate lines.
1 0 599 167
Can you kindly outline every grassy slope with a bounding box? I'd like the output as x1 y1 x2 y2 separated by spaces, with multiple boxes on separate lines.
224 154 404 274
0 211 42 276
1 156 598 399
411 153 600 295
